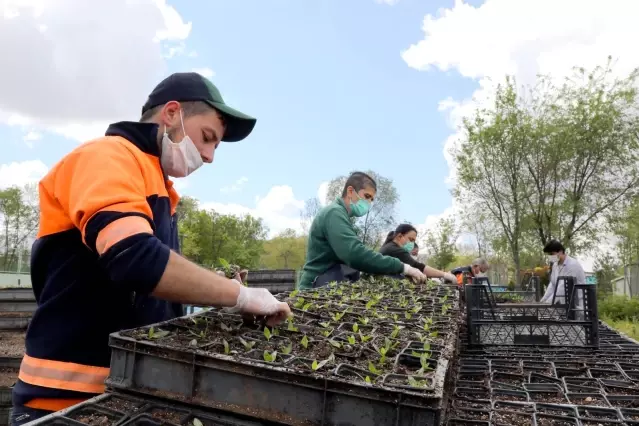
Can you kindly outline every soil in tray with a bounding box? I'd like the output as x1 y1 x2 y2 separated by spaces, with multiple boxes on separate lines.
0 367 17 387
101 397 144 413
0 331 25 357
569 395 608 406
580 421 621 426
69 411 120 426
491 411 533 425
536 416 576 426
449 409 489 421
454 399 491 410
529 392 567 404
149 408 185 424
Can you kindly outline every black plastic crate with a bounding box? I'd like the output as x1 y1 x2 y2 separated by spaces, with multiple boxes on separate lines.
465 280 599 347
22 392 285 426
246 270 296 284
0 357 20 426
0 315 30 330
0 288 34 302
106 280 459 426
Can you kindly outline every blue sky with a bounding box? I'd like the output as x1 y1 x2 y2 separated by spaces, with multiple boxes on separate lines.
0 0 479 238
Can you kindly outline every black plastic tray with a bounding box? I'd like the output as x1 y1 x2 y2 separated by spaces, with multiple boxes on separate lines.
22 392 286 426
106 322 449 426
0 288 35 302
0 315 30 330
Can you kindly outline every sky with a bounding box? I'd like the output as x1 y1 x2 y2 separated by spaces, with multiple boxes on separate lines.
1 0 639 271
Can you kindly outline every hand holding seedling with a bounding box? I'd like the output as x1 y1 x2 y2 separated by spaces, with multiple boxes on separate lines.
225 284 292 326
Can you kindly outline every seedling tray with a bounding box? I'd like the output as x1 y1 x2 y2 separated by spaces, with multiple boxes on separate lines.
106 279 459 426
22 391 285 426
0 313 31 330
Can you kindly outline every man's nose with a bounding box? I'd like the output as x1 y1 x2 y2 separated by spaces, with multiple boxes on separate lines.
201 148 214 163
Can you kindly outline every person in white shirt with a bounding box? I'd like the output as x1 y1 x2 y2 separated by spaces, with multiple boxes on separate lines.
539 240 586 306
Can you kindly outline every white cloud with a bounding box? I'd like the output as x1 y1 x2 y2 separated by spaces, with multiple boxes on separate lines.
220 176 248 194
403 0 639 263
0 160 48 189
0 0 192 142
202 185 306 237
22 130 42 148
375 0 400 5
192 67 215 79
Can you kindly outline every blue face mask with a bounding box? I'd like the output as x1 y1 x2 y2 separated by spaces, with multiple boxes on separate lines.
349 191 371 218
402 241 415 253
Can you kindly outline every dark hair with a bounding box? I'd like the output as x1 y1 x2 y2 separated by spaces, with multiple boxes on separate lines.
140 100 223 123
341 171 377 197
384 223 418 245
413 242 419 249
543 239 565 254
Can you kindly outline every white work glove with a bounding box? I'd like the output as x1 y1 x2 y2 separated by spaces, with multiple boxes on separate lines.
225 283 291 326
442 272 457 283
403 263 426 282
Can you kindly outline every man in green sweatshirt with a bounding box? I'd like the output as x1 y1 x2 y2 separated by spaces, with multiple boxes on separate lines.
299 172 427 289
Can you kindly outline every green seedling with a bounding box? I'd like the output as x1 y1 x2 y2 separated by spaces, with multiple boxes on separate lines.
359 332 373 343
222 339 230 354
413 332 427 343
192 418 203 426
263 350 277 363
302 302 313 311
365 376 372 384
368 361 381 375
289 289 299 298
321 330 331 337
405 312 412 320
352 323 359 333
429 331 439 338
281 341 293 355
328 339 342 349
293 297 306 309
301 335 309 349
411 305 423 314
319 321 331 328
408 376 430 388
147 327 170 339
238 337 256 351
423 342 431 351
311 353 334 371
286 317 299 332
347 335 356 345
272 328 280 336
331 310 346 322
417 353 433 375
365 299 378 310
358 316 370 325
392 313 399 322
390 325 404 339
219 322 233 332
264 327 272 341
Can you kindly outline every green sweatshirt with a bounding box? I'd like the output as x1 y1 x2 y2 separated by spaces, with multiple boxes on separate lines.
298 198 404 289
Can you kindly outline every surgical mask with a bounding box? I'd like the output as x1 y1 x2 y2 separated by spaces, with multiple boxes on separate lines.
349 191 371 218
402 241 415 253
548 255 559 263
160 110 203 178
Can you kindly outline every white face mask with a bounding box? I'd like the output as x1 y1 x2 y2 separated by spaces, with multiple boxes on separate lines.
548 255 559 263
160 110 203 178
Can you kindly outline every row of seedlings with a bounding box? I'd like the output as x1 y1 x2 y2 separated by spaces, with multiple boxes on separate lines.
447 321 639 425
104 277 460 425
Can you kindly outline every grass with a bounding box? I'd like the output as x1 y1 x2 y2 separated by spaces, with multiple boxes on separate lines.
599 294 639 340
602 316 639 340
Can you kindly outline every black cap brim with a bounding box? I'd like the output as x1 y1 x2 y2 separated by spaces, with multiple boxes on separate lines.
208 101 257 142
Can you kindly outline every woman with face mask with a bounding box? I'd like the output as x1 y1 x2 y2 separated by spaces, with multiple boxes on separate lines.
379 224 457 282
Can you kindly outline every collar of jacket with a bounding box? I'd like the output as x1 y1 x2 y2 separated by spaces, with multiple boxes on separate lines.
105 121 161 157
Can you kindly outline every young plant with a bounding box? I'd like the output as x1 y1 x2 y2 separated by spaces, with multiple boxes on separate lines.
359 332 373 343
222 339 230 355
289 289 299 298
368 361 381 375
301 335 309 349
352 323 359 333
286 317 299 332
347 335 356 345
311 353 335 371
319 321 331 328
404 312 412 320
407 376 430 388
293 298 306 309
331 310 346 322
219 322 233 332
416 352 433 375
358 316 370 325
328 339 342 349
281 341 293 355
238 337 256 352
302 302 313 312
390 325 404 339
263 350 277 363
264 327 272 341
321 330 332 337
147 327 170 340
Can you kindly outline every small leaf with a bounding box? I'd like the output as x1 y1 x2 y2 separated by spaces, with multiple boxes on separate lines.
368 361 380 375
319 322 331 328
223 339 230 354
264 327 272 341
281 342 293 355
289 289 299 298
302 302 313 311
189 339 198 347
365 376 372 384
347 335 356 344
311 360 319 370
411 350 422 357
219 322 232 332
301 335 309 349
352 323 359 333
192 418 204 426
314 358 330 371
328 339 342 348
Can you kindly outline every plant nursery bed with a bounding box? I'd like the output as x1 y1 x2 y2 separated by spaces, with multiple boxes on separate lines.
0 331 24 357
106 278 460 426
23 392 284 426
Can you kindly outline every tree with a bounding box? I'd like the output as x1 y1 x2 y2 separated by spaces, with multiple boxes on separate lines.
522 61 639 251
177 197 268 268
594 251 622 295
300 197 321 235
260 229 307 270
423 217 458 270
453 79 530 283
609 197 639 266
324 170 399 248
0 185 39 272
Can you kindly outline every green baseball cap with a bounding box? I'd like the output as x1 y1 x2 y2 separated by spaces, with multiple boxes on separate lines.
142 72 256 142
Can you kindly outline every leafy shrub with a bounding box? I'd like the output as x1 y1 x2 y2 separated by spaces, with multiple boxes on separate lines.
599 295 639 321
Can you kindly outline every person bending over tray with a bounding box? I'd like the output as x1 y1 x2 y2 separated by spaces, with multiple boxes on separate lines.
379 224 456 283
298 172 426 289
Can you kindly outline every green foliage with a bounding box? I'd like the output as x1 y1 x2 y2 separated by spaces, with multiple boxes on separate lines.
423 217 458 270
177 196 267 268
259 228 307 269
0 184 38 272
599 295 639 321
